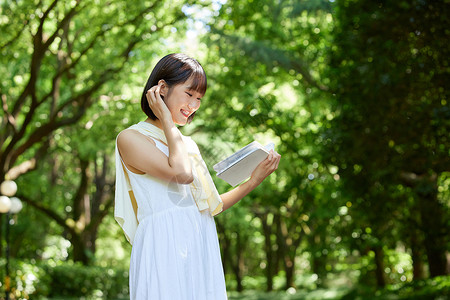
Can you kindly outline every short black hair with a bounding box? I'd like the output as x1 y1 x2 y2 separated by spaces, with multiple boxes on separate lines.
141 53 207 123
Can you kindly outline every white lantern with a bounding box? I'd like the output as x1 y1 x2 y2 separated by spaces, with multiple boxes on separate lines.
9 197 23 214
0 180 17 197
0 196 11 213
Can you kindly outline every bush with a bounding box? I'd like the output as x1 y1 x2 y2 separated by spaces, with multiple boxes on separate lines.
340 275 450 300
45 262 129 299
0 259 50 298
0 259 128 299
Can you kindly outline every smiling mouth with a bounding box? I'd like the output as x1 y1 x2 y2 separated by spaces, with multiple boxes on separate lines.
180 109 190 118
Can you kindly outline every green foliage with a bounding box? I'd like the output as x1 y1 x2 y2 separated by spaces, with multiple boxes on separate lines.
46 262 128 299
1 0 448 296
227 276 450 299
0 259 128 299
1 0 203 265
340 276 450 300
200 0 346 290
0 258 50 298
322 0 450 279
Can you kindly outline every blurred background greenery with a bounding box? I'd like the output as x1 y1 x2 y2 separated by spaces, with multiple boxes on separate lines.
0 0 449 299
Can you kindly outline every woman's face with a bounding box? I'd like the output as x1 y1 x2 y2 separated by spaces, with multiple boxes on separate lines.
163 78 203 126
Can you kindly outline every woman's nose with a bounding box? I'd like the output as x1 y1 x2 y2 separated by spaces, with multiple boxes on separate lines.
188 99 200 110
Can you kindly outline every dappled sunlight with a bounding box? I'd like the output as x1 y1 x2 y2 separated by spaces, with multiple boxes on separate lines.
0 0 448 298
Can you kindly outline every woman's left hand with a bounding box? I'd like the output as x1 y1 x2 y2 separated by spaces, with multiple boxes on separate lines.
249 150 281 186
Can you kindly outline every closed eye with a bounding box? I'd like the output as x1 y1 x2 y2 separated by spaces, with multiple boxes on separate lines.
186 91 202 101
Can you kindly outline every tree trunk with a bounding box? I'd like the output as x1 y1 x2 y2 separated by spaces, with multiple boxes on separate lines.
84 225 100 258
417 175 448 277
284 252 296 289
410 233 425 279
223 230 244 291
260 213 274 291
233 233 244 292
71 233 89 265
0 214 3 257
274 213 284 277
373 246 385 287
310 233 325 286
279 213 302 290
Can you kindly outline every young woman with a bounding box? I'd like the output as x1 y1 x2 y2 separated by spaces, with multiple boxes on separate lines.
115 53 281 299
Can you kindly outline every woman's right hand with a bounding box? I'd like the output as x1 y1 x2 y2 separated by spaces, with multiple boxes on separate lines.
146 85 172 123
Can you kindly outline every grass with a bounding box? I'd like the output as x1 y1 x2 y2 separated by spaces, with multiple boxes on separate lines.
227 276 450 300
228 287 350 300
41 275 450 300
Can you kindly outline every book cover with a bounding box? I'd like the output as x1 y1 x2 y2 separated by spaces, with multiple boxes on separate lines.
213 141 274 187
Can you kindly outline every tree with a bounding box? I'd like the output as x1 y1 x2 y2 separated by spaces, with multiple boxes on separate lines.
0 0 189 180
0 0 203 264
198 0 338 290
324 0 449 278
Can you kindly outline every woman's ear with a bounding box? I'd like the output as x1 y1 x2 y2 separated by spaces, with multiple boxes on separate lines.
158 80 169 96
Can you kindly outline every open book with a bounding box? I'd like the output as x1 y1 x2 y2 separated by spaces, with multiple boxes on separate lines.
213 141 275 187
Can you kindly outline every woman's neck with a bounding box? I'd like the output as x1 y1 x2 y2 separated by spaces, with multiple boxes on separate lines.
144 118 163 130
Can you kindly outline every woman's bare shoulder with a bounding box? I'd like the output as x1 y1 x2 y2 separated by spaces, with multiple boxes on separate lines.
117 128 156 147
117 129 161 174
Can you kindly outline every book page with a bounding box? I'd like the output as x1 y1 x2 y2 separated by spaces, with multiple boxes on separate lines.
214 141 274 186
213 141 264 174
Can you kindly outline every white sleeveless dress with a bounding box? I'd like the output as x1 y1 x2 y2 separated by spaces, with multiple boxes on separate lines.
123 137 227 300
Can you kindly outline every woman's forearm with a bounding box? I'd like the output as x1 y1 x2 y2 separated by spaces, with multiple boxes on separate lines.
220 178 258 211
162 119 193 183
